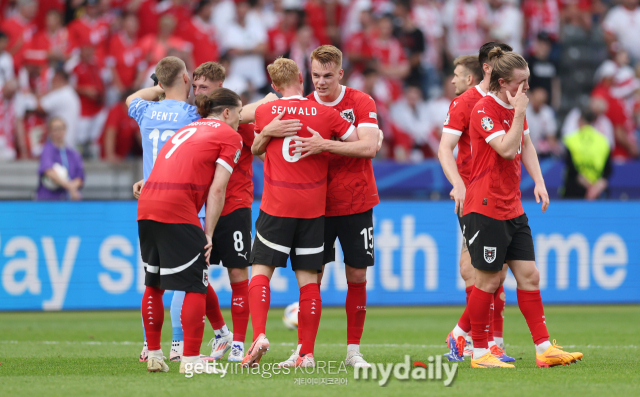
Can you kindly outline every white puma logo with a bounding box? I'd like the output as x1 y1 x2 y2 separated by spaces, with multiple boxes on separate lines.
366 251 373 257
453 101 458 107
504 119 510 127
478 108 485 114
238 252 248 260
233 302 244 308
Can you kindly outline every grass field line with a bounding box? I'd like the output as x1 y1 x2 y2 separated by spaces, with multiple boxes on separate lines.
0 340 637 349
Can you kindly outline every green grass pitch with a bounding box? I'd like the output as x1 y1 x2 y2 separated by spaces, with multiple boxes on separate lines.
1 305 639 396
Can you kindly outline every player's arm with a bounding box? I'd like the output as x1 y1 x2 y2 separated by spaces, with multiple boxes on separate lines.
487 82 528 160
239 93 278 123
203 163 233 264
125 86 164 108
438 132 465 215
292 126 377 159
521 133 549 213
251 111 302 155
133 179 144 199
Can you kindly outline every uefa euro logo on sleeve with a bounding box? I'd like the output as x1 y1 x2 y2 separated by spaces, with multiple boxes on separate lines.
484 247 496 263
481 117 494 131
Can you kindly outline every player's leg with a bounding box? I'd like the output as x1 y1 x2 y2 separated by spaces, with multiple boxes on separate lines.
138 220 168 372
242 264 274 367
227 267 249 361
335 210 375 367
446 240 474 361
169 290 185 362
493 264 509 351
507 215 582 367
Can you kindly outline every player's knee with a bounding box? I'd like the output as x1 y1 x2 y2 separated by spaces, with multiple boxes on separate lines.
527 267 540 289
460 259 474 283
345 265 366 283
228 267 249 283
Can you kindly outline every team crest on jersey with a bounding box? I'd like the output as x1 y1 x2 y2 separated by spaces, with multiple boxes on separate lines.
340 109 355 124
202 269 209 287
484 247 497 263
234 149 241 164
444 113 450 125
481 117 494 131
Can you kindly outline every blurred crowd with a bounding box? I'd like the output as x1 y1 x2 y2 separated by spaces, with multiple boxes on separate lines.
0 0 638 166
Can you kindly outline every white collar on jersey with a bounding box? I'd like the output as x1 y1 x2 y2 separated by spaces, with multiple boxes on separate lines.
475 85 487 97
280 95 308 100
204 117 221 120
313 85 346 106
488 92 513 109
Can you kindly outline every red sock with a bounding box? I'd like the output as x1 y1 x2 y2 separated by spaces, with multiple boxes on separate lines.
517 289 549 345
248 275 270 341
457 286 473 332
468 287 493 349
346 281 367 345
142 286 165 351
493 286 505 338
230 280 250 343
488 294 495 343
298 283 322 356
298 283 320 346
182 292 206 357
205 284 226 330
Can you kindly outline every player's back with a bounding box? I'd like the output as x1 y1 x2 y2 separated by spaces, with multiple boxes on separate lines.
128 98 200 181
137 119 243 227
442 85 486 186
254 95 354 219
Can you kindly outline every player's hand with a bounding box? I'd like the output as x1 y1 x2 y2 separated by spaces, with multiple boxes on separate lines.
291 127 326 158
262 111 301 137
506 82 528 114
534 183 549 213
133 179 144 199
450 183 466 216
263 92 279 103
204 235 213 266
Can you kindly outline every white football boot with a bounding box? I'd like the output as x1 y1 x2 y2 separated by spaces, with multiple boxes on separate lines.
169 340 183 362
295 353 315 368
147 350 169 373
179 356 227 375
227 342 244 362
209 332 234 360
345 350 372 368
277 344 301 367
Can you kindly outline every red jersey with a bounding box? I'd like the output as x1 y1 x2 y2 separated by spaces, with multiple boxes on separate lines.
442 85 486 186
222 123 254 216
307 86 380 217
24 28 70 67
464 93 530 221
255 95 355 219
0 15 37 70
72 60 105 117
177 16 218 67
67 16 110 60
107 32 144 89
138 119 243 227
100 103 141 159
34 0 65 31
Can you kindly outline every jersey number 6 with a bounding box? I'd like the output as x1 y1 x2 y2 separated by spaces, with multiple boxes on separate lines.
282 135 302 163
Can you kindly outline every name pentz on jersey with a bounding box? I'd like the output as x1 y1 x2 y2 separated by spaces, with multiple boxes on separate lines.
150 111 181 122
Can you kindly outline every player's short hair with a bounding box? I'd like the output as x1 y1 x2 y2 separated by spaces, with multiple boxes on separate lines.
310 45 343 69
267 57 300 89
155 56 186 88
193 62 226 84
453 55 483 84
478 42 513 67
195 87 241 118
487 47 528 92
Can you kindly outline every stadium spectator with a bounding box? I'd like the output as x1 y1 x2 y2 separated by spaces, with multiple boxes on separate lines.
36 69 81 148
131 0 161 39
522 0 560 52
0 80 18 160
390 84 434 161
0 31 15 88
25 9 70 68
304 0 331 45
223 0 268 92
526 33 560 108
67 0 110 61
99 92 141 163
72 42 107 158
344 8 375 74
411 0 444 71
526 87 559 157
0 0 38 71
177 0 219 68
562 108 613 199
426 75 457 138
603 0 640 62
562 96 615 149
106 13 146 103
36 117 85 201
284 25 318 96
394 2 427 95
486 0 523 54
139 14 194 71
442 0 488 60
370 15 409 100
210 0 237 40
33 0 65 32
267 7 300 63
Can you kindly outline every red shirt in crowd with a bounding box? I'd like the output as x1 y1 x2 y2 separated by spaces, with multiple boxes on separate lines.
67 16 110 60
592 84 634 158
308 86 380 217
107 32 144 89
100 103 141 159
0 14 37 71
73 59 105 117
33 0 65 31
138 119 243 227
464 93 530 220
222 123 255 216
254 95 355 219
177 16 218 67
24 27 70 67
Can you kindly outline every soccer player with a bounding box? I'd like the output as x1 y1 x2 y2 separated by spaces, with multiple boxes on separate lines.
242 58 362 369
137 87 243 373
127 56 228 362
438 42 515 363
462 47 583 368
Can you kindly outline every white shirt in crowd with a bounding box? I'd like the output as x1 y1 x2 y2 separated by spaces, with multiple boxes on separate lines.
442 0 488 58
486 3 523 54
562 107 615 149
223 21 268 90
0 51 14 89
411 3 444 67
526 104 557 153
603 5 640 60
390 98 433 145
40 85 81 147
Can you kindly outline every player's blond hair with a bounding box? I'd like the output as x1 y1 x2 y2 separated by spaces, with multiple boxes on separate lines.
454 55 482 85
310 45 343 68
488 47 528 92
193 62 226 84
267 57 300 90
155 56 186 88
